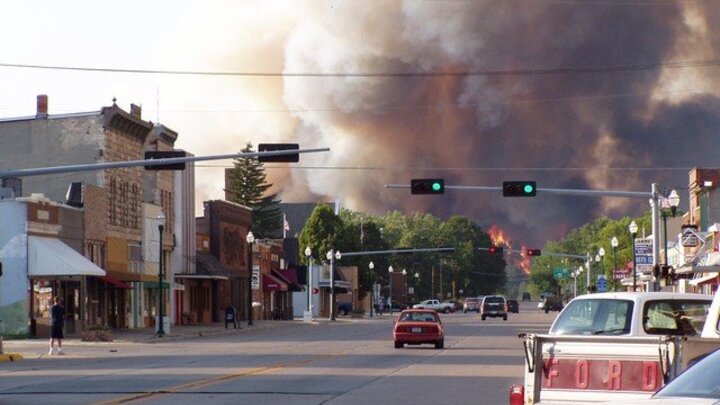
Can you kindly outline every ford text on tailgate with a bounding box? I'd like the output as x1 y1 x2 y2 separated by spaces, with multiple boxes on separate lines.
517 334 675 404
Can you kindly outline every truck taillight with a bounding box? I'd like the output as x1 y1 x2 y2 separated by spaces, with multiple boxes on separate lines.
509 384 524 405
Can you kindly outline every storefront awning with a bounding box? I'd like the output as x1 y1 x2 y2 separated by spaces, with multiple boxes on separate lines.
689 272 719 286
174 274 229 280
101 275 132 289
263 273 288 292
144 281 185 291
29 236 106 277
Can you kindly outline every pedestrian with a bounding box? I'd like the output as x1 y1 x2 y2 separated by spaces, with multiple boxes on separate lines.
49 297 65 355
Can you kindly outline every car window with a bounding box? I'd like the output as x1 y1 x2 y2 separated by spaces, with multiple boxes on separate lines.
654 348 720 399
643 300 711 336
551 299 632 335
484 297 505 304
399 312 438 322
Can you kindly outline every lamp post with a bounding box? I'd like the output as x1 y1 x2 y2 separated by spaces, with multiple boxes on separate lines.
663 189 680 269
598 248 605 290
402 269 407 308
156 212 166 337
246 231 255 326
586 255 592 294
414 272 419 303
369 261 375 317
327 249 342 321
629 221 639 292
388 266 394 315
304 247 313 318
611 237 619 291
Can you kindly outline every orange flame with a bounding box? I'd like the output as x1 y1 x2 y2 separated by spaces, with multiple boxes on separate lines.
488 225 531 274
518 244 531 275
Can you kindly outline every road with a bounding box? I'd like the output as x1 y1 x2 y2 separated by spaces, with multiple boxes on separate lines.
0 302 554 405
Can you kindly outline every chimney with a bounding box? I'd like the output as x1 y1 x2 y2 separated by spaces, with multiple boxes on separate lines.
36 94 48 119
130 103 142 118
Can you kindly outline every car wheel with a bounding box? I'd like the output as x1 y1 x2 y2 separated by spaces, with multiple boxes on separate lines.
394 341 403 349
435 339 444 349
481 315 486 320
503 315 508 321
464 309 467 313
443 307 450 314
340 309 348 316
545 308 549 314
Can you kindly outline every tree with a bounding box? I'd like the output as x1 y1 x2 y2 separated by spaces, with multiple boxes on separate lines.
299 204 343 265
226 142 282 238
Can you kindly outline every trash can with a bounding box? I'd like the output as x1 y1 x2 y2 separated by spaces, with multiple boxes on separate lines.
155 316 171 334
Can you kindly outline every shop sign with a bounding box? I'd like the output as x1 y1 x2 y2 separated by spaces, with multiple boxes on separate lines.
251 265 261 290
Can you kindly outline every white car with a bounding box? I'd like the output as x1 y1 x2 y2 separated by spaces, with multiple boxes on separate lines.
537 301 545 310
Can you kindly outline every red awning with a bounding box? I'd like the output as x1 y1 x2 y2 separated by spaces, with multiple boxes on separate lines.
102 275 132 289
262 273 288 292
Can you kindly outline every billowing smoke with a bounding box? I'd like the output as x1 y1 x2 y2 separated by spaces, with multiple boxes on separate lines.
260 1 720 247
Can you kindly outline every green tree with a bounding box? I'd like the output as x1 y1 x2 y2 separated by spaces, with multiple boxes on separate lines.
226 142 281 238
299 204 343 264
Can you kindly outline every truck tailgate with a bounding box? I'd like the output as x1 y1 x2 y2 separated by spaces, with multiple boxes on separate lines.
523 334 676 404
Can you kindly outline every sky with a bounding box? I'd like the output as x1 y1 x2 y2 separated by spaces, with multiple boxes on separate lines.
1 0 720 248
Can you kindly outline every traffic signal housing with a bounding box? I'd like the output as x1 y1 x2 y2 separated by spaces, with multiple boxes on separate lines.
258 143 300 163
411 179 445 195
488 245 504 255
144 150 187 170
503 181 537 197
526 249 541 256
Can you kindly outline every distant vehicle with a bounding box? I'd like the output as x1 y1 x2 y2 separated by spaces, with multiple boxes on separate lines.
542 296 564 313
521 292 531 301
481 295 508 321
412 299 454 313
442 299 462 312
507 299 519 313
393 309 444 349
463 297 480 313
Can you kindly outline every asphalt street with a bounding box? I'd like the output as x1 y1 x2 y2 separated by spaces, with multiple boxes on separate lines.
0 301 554 405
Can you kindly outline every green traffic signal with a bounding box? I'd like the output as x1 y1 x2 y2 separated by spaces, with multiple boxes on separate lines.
523 184 534 194
432 182 442 192
411 179 445 195
503 181 537 197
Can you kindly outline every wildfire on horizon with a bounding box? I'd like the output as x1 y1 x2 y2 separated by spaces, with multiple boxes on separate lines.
487 225 531 274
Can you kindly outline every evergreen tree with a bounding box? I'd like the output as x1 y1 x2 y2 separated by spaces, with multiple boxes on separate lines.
227 142 282 238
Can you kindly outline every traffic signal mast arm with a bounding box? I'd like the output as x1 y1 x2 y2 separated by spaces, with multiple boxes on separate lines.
0 147 330 179
386 183 652 199
340 247 455 257
478 247 586 260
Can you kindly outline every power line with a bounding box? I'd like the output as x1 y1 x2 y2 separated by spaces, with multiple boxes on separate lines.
1 59 719 78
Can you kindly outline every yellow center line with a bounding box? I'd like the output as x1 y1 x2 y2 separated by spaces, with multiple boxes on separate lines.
93 353 340 404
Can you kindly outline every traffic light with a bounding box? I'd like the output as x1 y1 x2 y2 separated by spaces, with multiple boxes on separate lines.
488 246 504 255
526 249 541 256
144 150 187 170
503 181 536 197
411 178 445 194
258 143 300 162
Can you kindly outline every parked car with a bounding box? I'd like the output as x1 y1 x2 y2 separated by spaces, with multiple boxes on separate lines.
507 299 519 313
443 299 462 312
599 347 720 404
393 309 444 349
463 297 480 313
338 301 352 316
481 295 508 321
412 299 455 313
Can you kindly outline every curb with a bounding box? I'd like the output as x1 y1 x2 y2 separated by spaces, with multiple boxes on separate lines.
0 353 24 362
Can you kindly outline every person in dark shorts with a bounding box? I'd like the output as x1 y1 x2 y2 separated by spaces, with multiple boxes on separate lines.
49 297 65 355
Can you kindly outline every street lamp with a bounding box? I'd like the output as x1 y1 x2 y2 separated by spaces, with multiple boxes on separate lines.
402 269 407 308
304 247 313 319
369 261 375 317
388 266 394 315
586 255 592 294
629 221 639 292
327 249 342 321
246 231 255 326
611 237 619 291
414 272 420 304
663 190 680 274
598 248 605 290
156 212 166 337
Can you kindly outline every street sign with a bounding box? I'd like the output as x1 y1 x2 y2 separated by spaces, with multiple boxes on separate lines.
681 226 701 248
553 267 569 279
597 275 608 292
613 268 628 280
251 265 261 290
634 238 653 274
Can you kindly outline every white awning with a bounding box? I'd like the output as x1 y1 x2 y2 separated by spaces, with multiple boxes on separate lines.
174 274 229 280
689 272 719 286
29 236 106 277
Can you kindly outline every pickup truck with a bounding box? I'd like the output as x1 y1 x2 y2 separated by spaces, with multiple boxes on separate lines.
509 292 720 404
412 299 454 313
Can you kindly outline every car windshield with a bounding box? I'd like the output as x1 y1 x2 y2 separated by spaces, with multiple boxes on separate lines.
654 348 720 399
643 299 710 336
485 297 504 304
550 299 633 335
399 312 438 322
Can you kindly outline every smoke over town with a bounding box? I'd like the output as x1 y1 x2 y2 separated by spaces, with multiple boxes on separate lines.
177 1 720 247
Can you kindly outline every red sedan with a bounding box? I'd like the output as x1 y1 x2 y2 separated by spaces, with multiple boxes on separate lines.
393 309 444 349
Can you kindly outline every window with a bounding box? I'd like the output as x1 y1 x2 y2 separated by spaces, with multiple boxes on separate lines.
643 300 711 336
551 299 633 335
